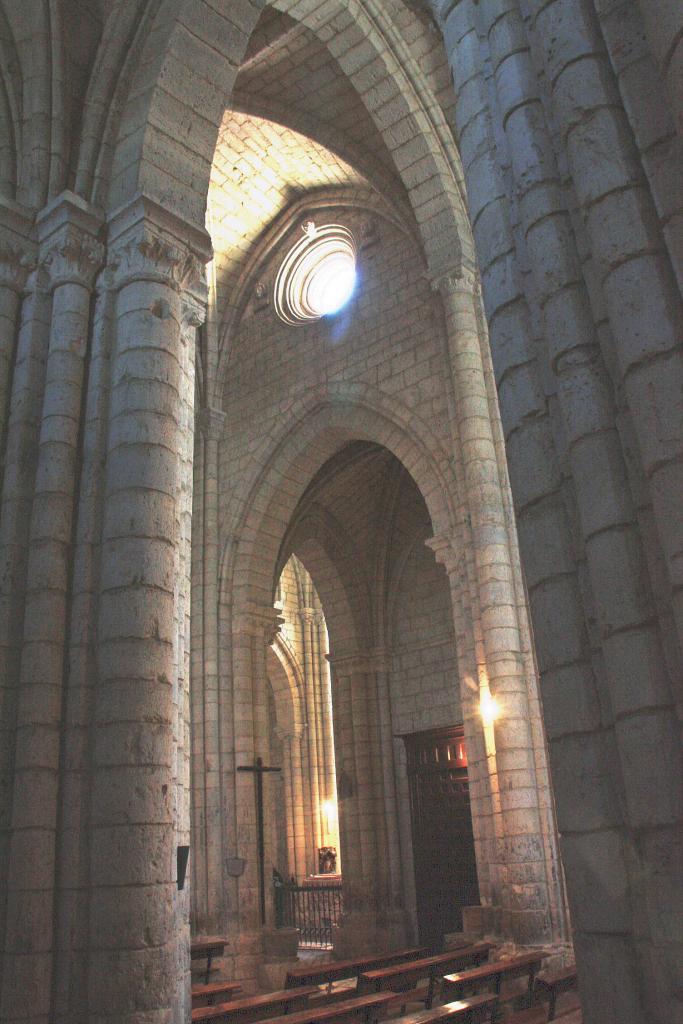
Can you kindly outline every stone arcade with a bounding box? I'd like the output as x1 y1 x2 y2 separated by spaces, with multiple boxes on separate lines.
0 2 681 1023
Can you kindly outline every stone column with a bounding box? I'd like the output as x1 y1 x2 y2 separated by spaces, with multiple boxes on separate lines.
280 726 307 881
0 202 35 971
53 261 117 1022
1 193 103 1024
523 0 683 653
191 407 226 936
0 201 35 463
328 654 407 955
433 266 559 945
88 197 210 1024
299 607 324 854
229 605 283 987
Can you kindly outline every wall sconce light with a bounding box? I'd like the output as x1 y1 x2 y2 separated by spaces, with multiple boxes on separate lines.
480 689 499 726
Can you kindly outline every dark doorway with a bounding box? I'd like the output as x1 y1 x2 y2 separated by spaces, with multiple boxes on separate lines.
401 725 479 950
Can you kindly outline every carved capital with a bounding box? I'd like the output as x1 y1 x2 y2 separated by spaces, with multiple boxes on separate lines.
425 534 462 576
41 226 104 290
110 230 204 294
0 242 36 294
36 190 104 290
181 291 207 345
197 405 226 440
107 192 212 295
430 261 478 297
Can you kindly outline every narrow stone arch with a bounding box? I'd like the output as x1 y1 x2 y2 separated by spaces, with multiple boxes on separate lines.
219 386 459 621
106 0 470 277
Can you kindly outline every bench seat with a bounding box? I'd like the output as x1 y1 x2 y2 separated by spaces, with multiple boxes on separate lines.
286 948 430 990
192 987 319 1023
395 994 498 1024
253 992 398 1024
192 983 243 1008
441 951 550 1006
360 943 495 1009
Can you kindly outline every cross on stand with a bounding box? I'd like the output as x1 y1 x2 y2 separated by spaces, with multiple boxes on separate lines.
237 757 282 925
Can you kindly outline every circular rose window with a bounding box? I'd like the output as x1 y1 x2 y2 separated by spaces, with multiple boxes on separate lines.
274 222 356 325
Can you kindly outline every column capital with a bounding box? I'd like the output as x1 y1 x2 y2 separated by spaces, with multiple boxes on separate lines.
233 603 284 644
429 261 478 296
107 192 212 294
426 533 463 576
0 197 37 294
197 405 226 439
181 291 208 344
37 190 105 290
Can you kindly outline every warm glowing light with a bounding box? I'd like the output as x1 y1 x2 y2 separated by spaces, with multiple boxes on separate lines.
322 799 337 823
274 223 356 324
480 689 499 725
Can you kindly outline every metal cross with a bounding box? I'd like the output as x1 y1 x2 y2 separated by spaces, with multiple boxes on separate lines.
237 756 282 925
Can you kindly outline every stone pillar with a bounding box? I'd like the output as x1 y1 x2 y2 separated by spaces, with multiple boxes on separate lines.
280 727 307 881
0 201 35 974
299 607 324 855
433 266 559 945
88 197 210 1024
54 261 117 1022
329 654 408 956
1 193 103 1024
229 605 283 988
523 0 683 654
0 201 35 462
191 407 227 936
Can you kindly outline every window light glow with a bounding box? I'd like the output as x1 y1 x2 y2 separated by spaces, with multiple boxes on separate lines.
274 222 356 324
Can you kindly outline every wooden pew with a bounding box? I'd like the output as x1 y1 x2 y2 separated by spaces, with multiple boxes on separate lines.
535 966 579 1021
397 994 498 1024
192 987 319 1023
192 938 229 986
285 947 430 992
209 992 399 1024
441 951 551 1008
359 943 496 1009
192 982 243 1008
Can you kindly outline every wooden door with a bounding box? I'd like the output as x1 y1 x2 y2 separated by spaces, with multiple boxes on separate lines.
401 725 479 950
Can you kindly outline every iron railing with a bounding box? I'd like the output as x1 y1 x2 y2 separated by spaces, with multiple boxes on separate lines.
274 875 343 949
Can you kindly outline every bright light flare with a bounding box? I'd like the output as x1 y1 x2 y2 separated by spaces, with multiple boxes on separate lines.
480 689 499 725
308 256 356 315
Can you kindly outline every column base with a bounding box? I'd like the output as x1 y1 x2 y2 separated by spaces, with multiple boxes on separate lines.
331 909 410 959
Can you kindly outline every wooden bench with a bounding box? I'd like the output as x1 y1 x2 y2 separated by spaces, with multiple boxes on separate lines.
285 947 430 991
192 982 243 1008
535 966 579 1021
442 951 550 1008
191 938 228 986
248 992 398 1024
399 994 498 1024
192 987 320 1023
359 943 496 1009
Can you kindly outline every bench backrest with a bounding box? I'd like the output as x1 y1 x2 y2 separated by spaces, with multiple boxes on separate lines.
360 943 494 991
285 947 429 988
